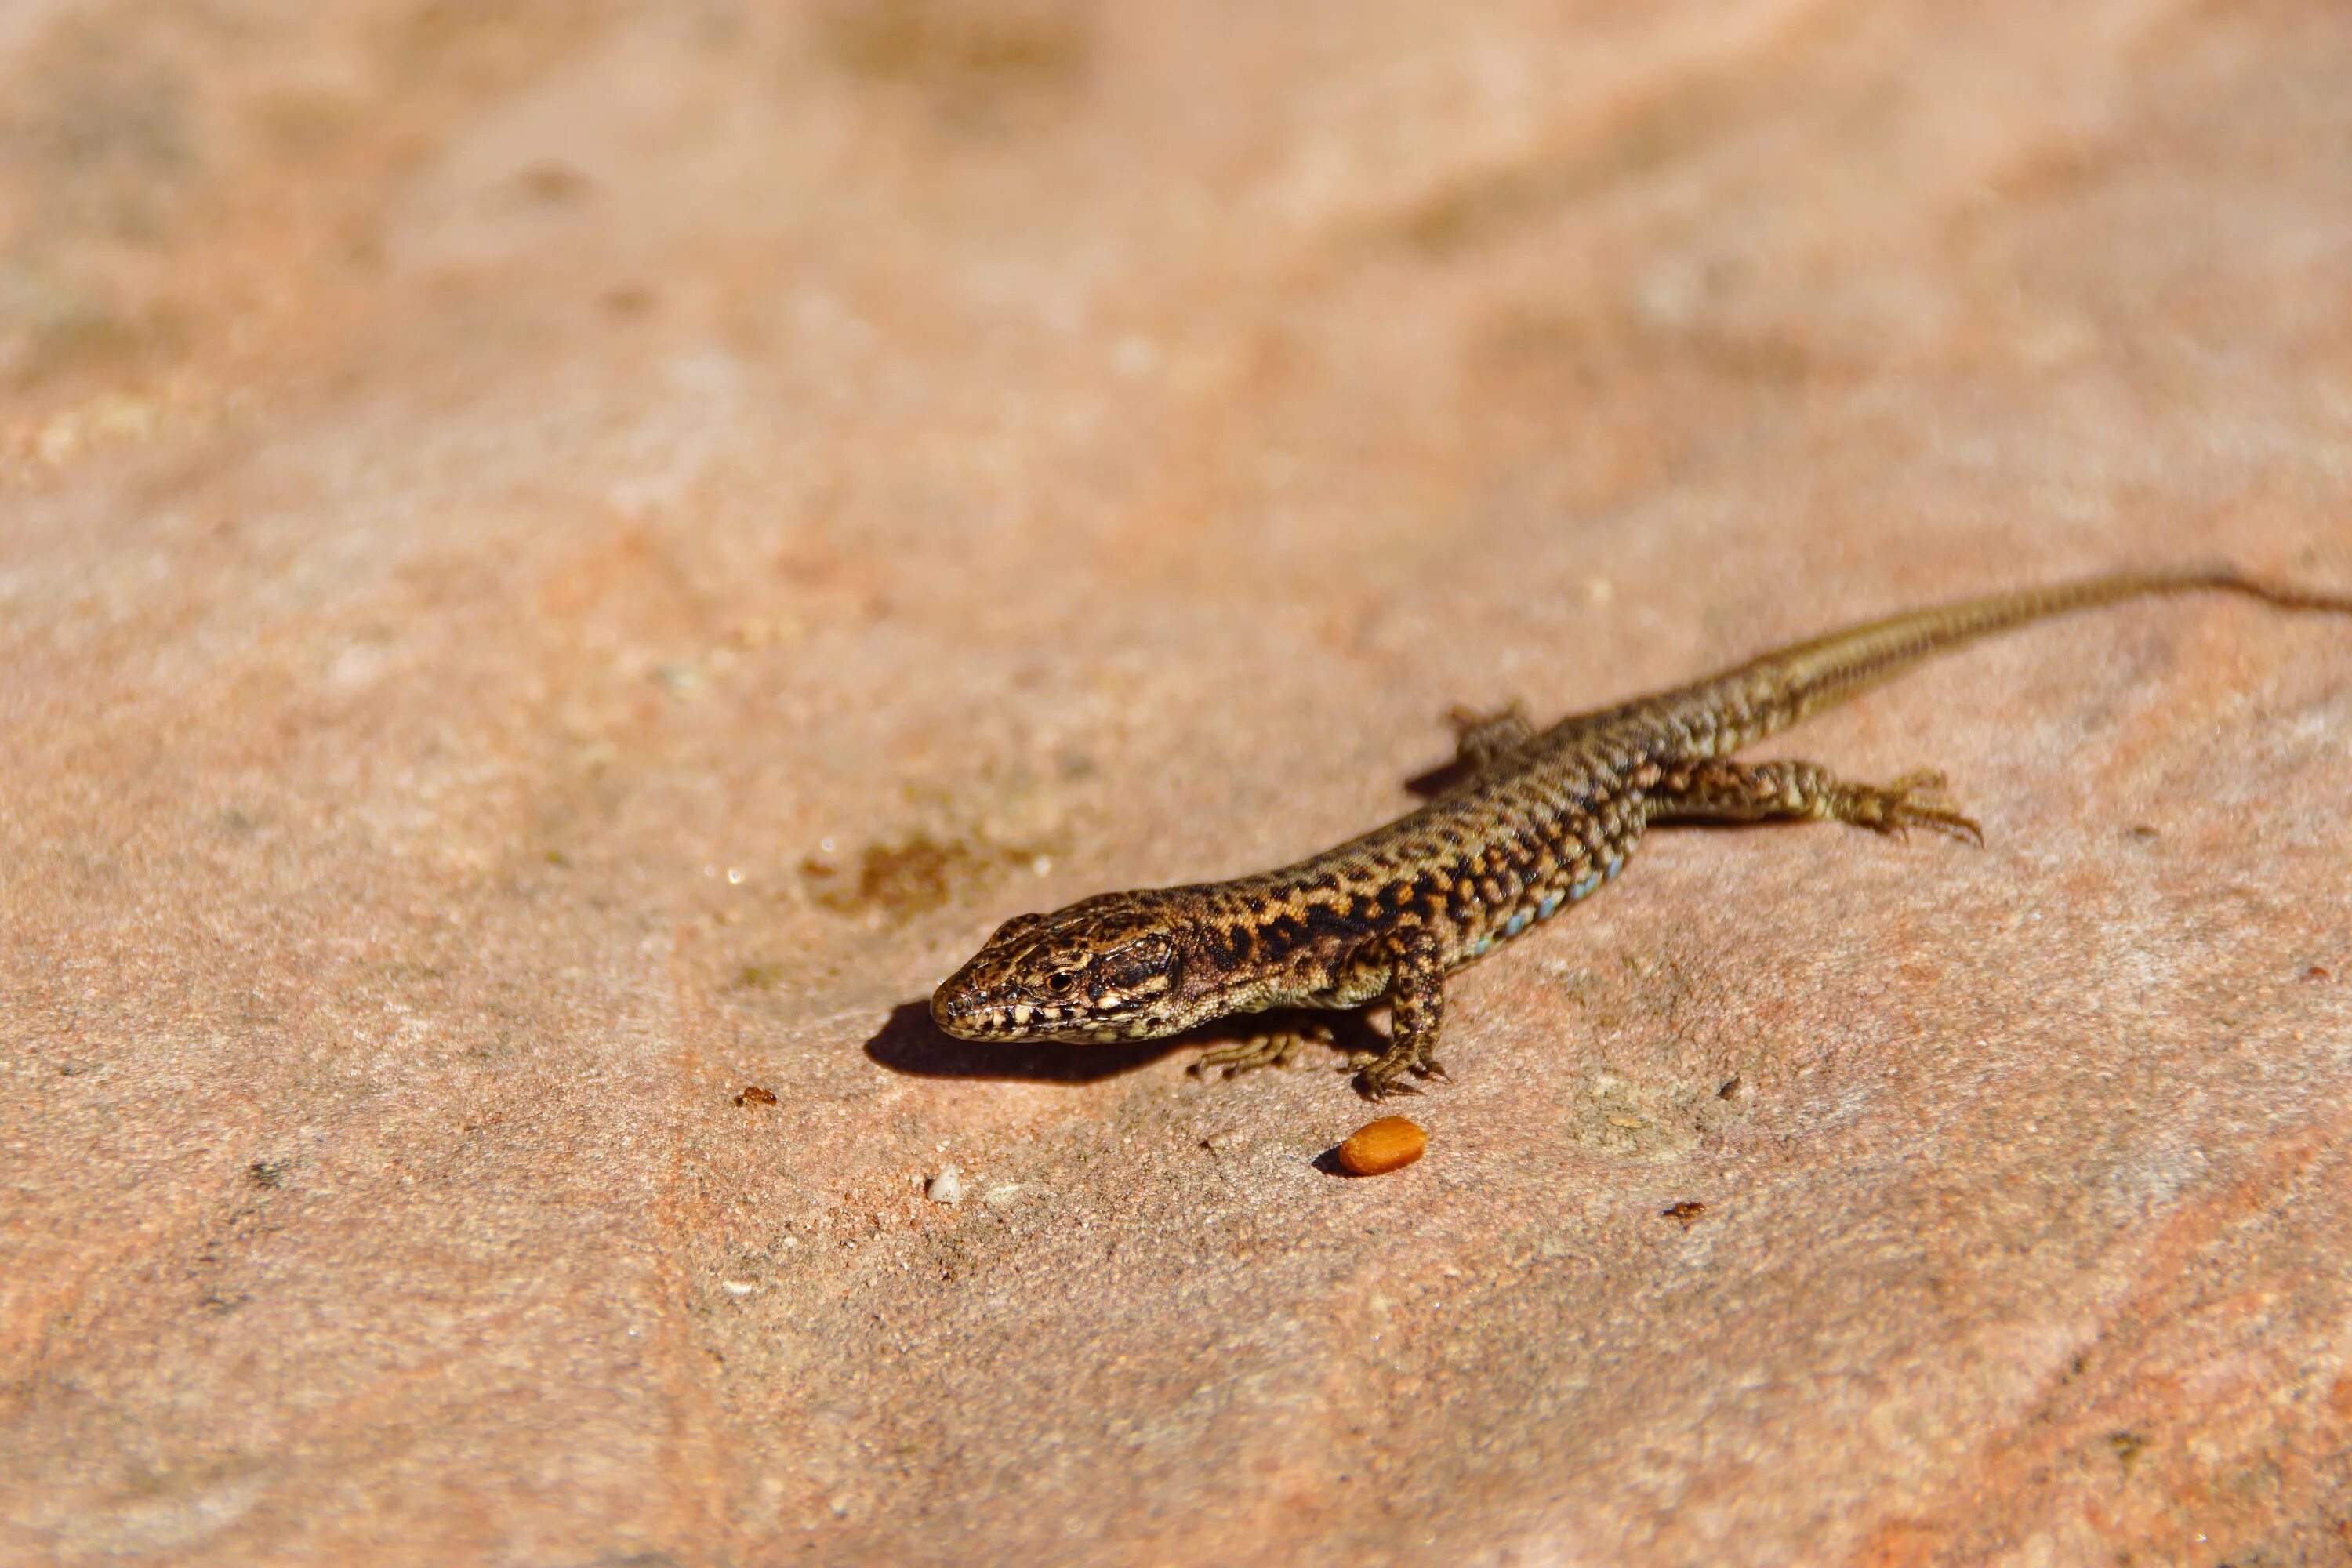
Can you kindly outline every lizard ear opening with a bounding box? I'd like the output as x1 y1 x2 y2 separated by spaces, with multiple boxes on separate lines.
1097 931 1176 989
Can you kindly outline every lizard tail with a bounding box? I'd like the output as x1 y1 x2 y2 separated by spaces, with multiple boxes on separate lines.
1662 566 2352 755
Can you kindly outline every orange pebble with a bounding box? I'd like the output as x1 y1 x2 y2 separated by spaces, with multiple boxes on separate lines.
1337 1116 1427 1176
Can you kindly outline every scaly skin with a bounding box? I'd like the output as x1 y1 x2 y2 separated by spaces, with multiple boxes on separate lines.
931 569 2352 1098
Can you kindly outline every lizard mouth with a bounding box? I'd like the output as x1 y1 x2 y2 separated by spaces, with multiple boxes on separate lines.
929 984 1111 1041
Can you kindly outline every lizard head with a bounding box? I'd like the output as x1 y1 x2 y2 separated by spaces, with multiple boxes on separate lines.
931 891 1200 1043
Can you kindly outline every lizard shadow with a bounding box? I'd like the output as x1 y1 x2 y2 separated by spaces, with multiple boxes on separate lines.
862 1001 1181 1083
863 1002 1385 1086
1401 755 1475 800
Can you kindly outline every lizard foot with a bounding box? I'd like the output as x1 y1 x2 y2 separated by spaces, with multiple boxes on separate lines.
1192 1020 1336 1080
1850 770 1984 845
1349 1043 1449 1101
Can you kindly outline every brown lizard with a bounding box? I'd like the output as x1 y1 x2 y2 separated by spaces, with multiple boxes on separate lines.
930 569 2351 1098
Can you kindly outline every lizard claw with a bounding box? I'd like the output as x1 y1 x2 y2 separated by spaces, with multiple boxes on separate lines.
1194 1019 1337 1080
1868 771 1984 847
1351 1047 1437 1100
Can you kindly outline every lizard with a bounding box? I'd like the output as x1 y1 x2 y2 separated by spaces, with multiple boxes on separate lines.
929 568 2352 1098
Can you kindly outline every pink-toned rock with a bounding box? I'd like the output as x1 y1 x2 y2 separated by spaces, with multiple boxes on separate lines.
4 3 2350 1565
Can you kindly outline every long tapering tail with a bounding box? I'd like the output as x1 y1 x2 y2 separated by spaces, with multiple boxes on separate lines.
1646 567 2352 757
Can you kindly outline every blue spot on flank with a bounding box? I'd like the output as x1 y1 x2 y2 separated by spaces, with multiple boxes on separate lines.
1570 873 1602 901
1504 910 1530 937
1468 936 1494 956
1603 854 1624 878
1537 892 1563 918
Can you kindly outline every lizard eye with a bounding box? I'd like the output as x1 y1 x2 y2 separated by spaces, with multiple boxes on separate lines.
1044 968 1080 996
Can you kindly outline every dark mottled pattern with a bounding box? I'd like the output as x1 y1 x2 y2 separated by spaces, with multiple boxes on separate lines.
933 570 2352 1097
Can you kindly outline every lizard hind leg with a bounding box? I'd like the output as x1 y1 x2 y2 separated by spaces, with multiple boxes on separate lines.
1649 759 1984 845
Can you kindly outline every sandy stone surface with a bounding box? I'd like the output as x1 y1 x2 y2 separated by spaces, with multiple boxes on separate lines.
5 3 2352 1564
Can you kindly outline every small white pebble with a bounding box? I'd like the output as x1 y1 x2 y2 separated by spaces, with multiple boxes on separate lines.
982 1183 1022 1210
721 1280 756 1298
927 1167 965 1205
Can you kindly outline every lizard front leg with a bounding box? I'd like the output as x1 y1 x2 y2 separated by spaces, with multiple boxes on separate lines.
1444 701 1537 772
1192 1017 1337 1079
1353 935 1449 1100
1647 760 1983 844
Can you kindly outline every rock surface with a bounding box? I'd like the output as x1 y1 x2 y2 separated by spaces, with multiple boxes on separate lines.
5 3 2350 1564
